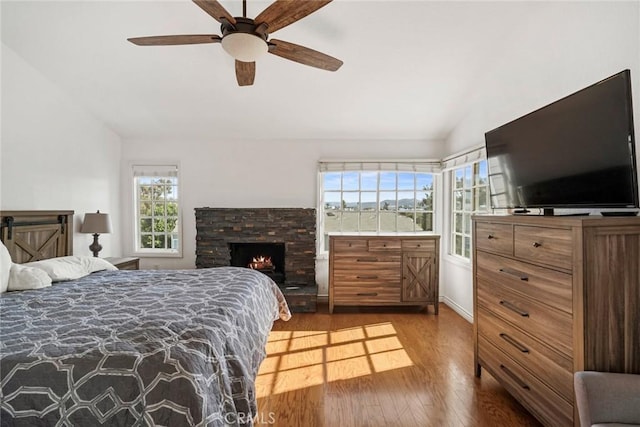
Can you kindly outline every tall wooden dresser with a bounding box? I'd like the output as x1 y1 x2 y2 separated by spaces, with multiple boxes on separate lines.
329 235 440 314
472 215 640 426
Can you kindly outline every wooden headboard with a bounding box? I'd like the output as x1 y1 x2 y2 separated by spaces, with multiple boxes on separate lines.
0 210 74 263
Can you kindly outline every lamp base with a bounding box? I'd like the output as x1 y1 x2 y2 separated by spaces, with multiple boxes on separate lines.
89 233 102 257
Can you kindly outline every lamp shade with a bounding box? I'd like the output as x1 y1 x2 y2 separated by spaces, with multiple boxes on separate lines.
221 33 268 62
81 211 112 234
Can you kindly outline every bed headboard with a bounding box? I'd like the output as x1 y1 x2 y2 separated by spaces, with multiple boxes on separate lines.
0 210 74 263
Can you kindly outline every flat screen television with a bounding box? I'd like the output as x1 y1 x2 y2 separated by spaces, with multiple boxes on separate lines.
485 69 638 215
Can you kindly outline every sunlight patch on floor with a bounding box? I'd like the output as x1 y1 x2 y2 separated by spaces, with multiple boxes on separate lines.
256 322 414 397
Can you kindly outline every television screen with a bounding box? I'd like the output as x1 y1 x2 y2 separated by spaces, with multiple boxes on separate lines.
485 69 638 212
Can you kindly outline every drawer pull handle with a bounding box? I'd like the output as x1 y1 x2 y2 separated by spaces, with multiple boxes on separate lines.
499 268 529 281
499 300 529 317
357 275 379 280
532 242 542 248
499 333 530 353
499 364 531 391
357 257 378 262
487 234 495 239
357 292 378 297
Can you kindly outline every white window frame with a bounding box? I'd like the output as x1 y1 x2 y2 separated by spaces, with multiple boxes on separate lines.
450 159 490 259
131 163 182 257
317 160 442 255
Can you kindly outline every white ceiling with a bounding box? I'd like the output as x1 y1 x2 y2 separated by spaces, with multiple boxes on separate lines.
2 1 548 142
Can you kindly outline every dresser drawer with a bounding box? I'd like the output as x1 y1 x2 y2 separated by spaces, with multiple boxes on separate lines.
478 337 573 426
477 308 573 401
333 254 401 270
332 238 369 256
333 285 400 304
332 268 401 284
476 251 572 314
477 279 573 358
475 222 513 256
514 225 572 270
401 239 436 251
368 239 402 251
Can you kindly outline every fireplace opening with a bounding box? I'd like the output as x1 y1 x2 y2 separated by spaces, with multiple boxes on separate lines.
229 242 285 284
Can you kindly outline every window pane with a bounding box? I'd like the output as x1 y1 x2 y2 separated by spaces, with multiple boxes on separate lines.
361 172 377 191
170 234 179 250
454 191 463 211
464 236 471 258
154 235 166 249
140 218 152 232
379 192 396 211
379 212 397 232
398 173 414 190
154 218 166 232
464 189 472 211
476 161 488 186
139 201 152 216
166 185 178 200
416 174 433 192
422 192 433 211
455 213 463 233
361 192 377 211
342 212 358 231
140 234 152 249
324 191 341 209
343 172 359 191
397 191 415 211
139 186 153 200
455 234 463 256
166 218 179 233
414 212 432 232
379 172 396 190
153 202 166 216
463 213 471 234
464 165 472 188
342 192 359 210
397 212 415 232
475 187 488 211
324 172 341 191
360 212 377 231
454 169 464 189
325 211 341 232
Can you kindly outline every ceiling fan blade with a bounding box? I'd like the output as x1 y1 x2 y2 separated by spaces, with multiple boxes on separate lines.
269 39 342 71
235 61 256 86
255 0 332 34
128 35 221 46
193 0 236 25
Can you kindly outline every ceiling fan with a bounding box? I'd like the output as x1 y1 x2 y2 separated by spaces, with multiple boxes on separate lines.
128 0 343 86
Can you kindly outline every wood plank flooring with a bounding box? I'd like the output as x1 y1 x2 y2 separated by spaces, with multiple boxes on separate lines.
256 303 542 427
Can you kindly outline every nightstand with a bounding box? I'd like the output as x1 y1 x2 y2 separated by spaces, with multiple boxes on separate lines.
105 257 140 270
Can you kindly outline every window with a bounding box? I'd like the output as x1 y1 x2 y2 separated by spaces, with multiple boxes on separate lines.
451 160 489 258
132 164 181 256
319 161 440 253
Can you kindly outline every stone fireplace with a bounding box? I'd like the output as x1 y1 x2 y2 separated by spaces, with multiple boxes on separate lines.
195 208 316 310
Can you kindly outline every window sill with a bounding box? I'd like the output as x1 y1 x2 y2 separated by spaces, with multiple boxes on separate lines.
133 251 182 258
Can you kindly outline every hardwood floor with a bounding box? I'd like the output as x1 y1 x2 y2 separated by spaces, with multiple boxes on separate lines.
256 303 542 427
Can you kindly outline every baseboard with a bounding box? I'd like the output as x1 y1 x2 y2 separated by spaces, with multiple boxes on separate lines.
442 297 473 323
317 294 329 304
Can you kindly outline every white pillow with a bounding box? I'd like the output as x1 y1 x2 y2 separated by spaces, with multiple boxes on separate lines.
7 264 52 291
0 240 12 293
25 256 117 282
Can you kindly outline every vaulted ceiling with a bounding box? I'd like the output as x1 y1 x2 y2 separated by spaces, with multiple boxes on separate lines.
0 1 600 141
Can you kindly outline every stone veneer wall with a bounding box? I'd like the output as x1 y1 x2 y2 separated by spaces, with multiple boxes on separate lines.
195 208 316 285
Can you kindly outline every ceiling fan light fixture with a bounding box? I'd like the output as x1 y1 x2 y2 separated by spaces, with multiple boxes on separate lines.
221 32 268 62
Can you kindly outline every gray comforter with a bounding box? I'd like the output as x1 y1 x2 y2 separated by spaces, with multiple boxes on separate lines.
0 267 290 426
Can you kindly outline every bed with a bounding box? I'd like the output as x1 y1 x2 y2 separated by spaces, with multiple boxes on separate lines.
0 210 291 426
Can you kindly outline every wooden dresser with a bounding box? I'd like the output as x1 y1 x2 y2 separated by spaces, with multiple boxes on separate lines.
329 235 440 314
472 215 640 426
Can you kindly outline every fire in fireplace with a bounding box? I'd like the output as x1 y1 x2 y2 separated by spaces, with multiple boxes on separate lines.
248 255 274 271
229 242 285 284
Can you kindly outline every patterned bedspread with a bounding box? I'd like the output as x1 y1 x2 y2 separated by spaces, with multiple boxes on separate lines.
0 267 291 426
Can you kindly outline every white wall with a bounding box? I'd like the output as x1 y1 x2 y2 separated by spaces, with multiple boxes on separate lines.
1 44 123 257
120 138 445 293
441 1 640 321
